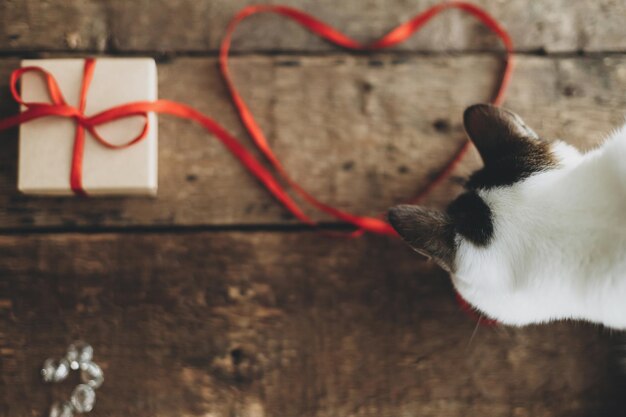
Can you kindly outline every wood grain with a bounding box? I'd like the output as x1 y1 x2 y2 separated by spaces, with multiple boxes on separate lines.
0 231 622 417
1 0 626 53
0 54 625 230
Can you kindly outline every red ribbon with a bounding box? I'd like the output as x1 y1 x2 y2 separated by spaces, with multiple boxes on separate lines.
0 1 513 237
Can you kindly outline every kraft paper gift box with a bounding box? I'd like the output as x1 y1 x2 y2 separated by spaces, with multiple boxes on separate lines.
18 58 158 196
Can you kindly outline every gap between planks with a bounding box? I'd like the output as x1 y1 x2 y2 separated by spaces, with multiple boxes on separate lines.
0 223 363 236
2 49 626 60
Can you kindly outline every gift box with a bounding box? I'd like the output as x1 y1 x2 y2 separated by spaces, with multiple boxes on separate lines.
17 58 158 196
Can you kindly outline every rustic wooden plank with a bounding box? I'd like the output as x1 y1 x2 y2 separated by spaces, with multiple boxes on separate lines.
1 0 626 54
0 54 625 230
0 231 622 417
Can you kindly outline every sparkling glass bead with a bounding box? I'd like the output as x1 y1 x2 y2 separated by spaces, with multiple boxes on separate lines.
70 384 96 413
41 358 70 383
49 401 73 417
80 361 104 389
66 341 93 370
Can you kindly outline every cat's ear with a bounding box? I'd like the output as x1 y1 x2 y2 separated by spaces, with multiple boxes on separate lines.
463 103 540 165
388 205 456 272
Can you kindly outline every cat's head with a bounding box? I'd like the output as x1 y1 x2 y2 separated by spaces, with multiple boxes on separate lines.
388 104 583 323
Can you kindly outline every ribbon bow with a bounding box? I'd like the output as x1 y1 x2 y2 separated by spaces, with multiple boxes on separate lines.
0 1 513 238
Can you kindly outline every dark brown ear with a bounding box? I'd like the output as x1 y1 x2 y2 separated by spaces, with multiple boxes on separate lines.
463 103 540 166
388 205 456 272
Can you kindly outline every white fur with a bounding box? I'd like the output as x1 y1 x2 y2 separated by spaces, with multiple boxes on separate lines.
453 125 626 329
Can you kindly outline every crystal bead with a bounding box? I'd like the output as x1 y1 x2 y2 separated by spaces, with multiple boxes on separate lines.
80 361 104 389
41 358 70 383
70 384 96 413
49 401 73 417
66 341 93 370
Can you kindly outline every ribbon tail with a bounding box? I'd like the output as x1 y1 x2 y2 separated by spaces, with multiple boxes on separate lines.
69 126 87 196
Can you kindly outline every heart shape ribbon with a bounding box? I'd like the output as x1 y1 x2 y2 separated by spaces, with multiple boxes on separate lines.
0 1 513 237
219 2 513 236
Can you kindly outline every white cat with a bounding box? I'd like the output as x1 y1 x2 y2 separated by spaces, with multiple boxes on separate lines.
389 104 626 329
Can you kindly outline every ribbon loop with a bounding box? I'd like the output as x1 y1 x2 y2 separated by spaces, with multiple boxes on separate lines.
10 66 68 108
84 113 151 149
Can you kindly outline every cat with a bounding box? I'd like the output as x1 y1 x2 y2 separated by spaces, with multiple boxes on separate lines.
388 104 626 329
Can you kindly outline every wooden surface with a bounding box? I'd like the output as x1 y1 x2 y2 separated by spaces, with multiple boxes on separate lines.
1 1 626 416
0 233 622 417
1 0 626 53
1 55 626 229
